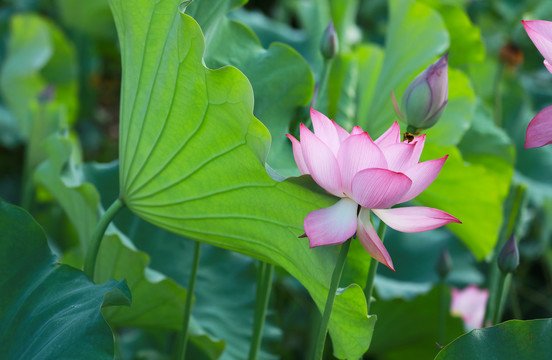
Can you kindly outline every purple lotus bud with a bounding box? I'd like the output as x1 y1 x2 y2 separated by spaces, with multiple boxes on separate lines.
320 20 339 59
498 234 519 274
436 247 452 279
401 54 448 132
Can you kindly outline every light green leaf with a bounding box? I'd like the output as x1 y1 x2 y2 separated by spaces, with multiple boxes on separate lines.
113 0 374 357
435 319 552 359
35 133 99 262
0 14 78 139
330 284 377 360
417 143 512 259
0 200 130 360
95 231 190 331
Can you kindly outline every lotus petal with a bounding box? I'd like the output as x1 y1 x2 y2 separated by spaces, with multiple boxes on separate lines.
357 208 394 271
351 168 412 209
524 105 552 149
300 124 343 197
304 197 358 247
373 206 461 233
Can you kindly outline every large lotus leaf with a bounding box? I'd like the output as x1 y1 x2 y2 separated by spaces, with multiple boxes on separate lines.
435 319 552 359
368 286 464 360
112 0 374 357
0 200 131 360
33 134 222 357
360 0 449 135
0 13 77 139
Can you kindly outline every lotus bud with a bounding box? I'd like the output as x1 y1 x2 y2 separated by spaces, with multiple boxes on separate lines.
401 54 449 132
498 234 519 274
320 20 339 59
436 247 452 280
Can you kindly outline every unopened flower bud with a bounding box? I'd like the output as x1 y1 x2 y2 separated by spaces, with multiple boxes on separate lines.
401 53 448 131
320 20 339 59
436 247 452 279
498 234 519 274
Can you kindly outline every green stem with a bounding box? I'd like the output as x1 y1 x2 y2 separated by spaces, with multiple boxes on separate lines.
365 221 387 313
311 58 333 108
484 185 526 325
312 239 351 360
492 272 508 325
438 281 448 345
248 262 275 360
84 198 125 278
176 241 201 360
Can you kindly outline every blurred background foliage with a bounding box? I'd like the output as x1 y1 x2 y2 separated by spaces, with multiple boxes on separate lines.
2 0 552 358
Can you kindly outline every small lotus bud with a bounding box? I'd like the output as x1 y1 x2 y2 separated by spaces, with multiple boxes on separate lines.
320 20 339 59
498 234 519 274
401 53 448 131
436 247 452 279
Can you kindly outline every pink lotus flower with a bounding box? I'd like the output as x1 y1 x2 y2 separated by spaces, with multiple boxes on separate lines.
451 285 489 329
287 109 460 271
522 20 552 148
522 20 552 74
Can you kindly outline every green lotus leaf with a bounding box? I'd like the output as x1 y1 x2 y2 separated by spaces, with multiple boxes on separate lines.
435 319 552 359
113 0 374 357
0 200 130 360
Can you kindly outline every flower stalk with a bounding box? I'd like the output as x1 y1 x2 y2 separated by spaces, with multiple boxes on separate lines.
84 197 125 278
311 20 338 108
176 241 201 360
484 184 526 325
248 261 275 360
313 238 351 360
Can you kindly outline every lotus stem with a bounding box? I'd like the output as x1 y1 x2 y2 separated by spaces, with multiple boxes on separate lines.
84 197 125 278
312 238 351 360
491 272 508 325
176 241 201 360
311 58 333 108
484 184 526 325
248 261 275 360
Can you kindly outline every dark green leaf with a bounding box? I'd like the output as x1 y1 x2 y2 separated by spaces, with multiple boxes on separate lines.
0 200 130 360
435 319 552 359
